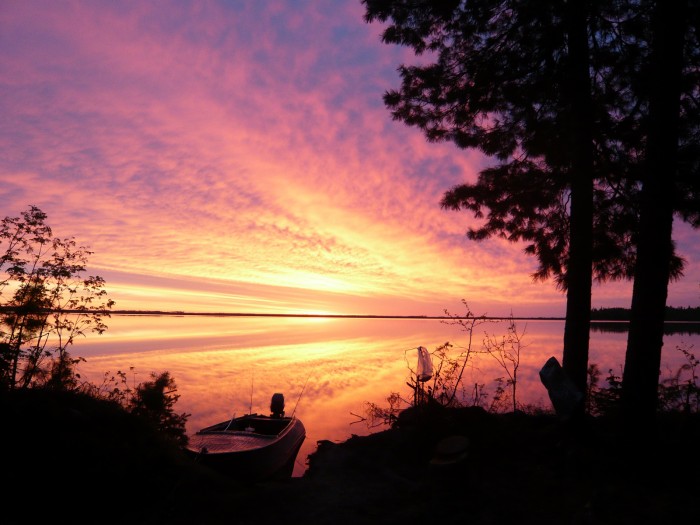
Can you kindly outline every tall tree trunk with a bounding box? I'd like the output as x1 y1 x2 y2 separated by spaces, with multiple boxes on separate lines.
562 0 594 401
622 0 686 422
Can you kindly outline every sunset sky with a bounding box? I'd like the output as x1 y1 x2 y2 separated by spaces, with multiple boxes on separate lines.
2 1 698 318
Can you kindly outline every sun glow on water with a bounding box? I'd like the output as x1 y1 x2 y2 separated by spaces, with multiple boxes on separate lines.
69 314 700 476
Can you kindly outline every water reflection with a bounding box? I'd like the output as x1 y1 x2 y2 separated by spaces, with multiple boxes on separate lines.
74 315 700 476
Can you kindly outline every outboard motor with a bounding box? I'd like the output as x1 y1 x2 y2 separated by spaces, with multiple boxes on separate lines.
270 393 285 418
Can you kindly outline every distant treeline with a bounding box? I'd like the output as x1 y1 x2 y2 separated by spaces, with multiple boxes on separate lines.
591 306 700 322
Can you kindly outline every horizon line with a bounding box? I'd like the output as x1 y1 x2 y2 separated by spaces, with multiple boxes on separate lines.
104 310 700 323
107 309 566 320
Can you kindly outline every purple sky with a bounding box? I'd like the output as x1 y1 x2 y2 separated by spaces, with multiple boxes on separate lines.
1 1 698 317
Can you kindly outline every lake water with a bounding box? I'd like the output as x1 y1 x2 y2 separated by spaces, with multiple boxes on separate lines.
72 314 700 477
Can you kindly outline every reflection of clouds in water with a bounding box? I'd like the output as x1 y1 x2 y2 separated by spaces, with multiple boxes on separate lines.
302 380 334 400
77 336 409 430
73 315 700 476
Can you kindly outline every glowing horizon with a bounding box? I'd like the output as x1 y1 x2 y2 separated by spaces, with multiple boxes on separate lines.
1 1 698 318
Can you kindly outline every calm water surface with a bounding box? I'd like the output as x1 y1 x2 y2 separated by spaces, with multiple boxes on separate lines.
73 315 700 476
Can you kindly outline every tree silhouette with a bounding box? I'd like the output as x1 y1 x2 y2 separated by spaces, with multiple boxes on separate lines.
363 0 699 415
129 371 189 446
0 206 115 390
363 1 617 402
622 1 700 422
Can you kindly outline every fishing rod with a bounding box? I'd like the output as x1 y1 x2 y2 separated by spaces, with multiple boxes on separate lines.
223 412 236 431
291 374 311 418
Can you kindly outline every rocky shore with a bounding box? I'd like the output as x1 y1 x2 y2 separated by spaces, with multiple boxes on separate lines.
3 390 699 524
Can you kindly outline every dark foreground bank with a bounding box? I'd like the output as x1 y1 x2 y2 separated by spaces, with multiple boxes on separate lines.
3 389 699 525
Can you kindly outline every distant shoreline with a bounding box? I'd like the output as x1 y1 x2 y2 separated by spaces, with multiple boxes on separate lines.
107 310 566 320
3 306 699 323
105 310 700 324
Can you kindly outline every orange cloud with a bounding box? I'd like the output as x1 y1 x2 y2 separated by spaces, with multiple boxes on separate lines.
1 1 697 319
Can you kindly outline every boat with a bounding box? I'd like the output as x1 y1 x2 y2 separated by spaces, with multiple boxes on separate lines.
184 393 306 481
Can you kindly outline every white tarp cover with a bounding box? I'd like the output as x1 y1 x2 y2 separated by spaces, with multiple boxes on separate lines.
416 346 433 382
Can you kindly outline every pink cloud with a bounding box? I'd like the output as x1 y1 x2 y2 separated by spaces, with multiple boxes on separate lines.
1 1 696 318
